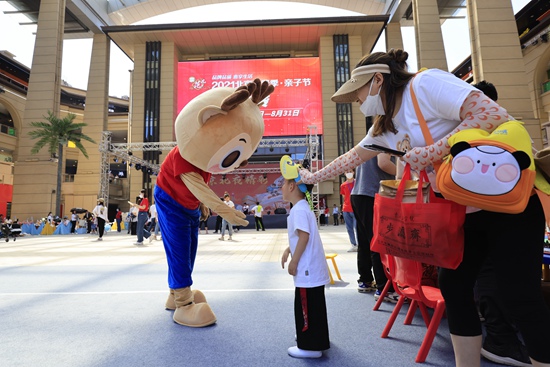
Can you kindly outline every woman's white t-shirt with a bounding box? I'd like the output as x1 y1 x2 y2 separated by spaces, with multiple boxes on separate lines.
287 199 330 288
93 205 108 221
359 69 477 153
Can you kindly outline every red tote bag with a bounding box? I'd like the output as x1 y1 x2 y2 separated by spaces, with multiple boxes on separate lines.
371 165 466 269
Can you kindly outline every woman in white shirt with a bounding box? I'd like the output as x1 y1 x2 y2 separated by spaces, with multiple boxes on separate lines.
299 49 550 366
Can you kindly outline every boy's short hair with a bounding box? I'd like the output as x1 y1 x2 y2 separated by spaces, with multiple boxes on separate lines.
224 193 230 198
286 179 313 195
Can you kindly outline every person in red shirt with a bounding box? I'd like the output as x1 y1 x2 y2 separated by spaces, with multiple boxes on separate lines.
131 189 151 245
340 171 357 252
115 208 122 233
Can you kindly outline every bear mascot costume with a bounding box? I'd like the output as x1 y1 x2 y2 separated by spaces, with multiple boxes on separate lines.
154 78 274 327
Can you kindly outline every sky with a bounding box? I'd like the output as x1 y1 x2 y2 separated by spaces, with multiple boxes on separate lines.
0 0 532 98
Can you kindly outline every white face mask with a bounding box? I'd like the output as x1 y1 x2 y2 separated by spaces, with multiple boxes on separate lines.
345 172 354 179
359 80 385 117
139 194 144 198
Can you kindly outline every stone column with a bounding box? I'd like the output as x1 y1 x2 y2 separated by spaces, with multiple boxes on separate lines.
413 0 448 70
73 33 110 210
11 0 66 220
467 0 541 147
386 22 404 51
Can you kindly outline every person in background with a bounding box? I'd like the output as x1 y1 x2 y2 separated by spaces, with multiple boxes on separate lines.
340 171 358 252
319 207 325 226
251 201 265 231
298 49 550 367
125 211 132 234
218 193 235 241
70 210 78 234
281 177 330 359
332 204 339 226
47 212 53 225
83 210 93 234
242 202 250 215
115 208 122 233
92 198 108 241
148 201 159 242
199 205 210 235
213 199 224 234
132 189 151 245
323 207 329 226
471 80 531 367
352 155 398 302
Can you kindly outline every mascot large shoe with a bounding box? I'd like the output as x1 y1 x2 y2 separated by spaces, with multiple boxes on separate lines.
154 78 274 328
172 288 215 327
165 289 207 310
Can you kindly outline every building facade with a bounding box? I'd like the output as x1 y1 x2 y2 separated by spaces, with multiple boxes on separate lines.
0 0 549 221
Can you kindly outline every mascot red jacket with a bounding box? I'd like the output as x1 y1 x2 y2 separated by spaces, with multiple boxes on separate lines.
155 79 274 327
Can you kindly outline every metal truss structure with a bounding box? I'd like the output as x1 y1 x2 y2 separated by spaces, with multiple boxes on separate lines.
98 127 320 209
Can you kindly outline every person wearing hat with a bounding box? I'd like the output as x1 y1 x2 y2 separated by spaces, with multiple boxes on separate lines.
279 155 330 359
92 198 108 241
298 49 550 366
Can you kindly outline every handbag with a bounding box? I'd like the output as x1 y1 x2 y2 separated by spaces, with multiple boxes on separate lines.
371 164 466 269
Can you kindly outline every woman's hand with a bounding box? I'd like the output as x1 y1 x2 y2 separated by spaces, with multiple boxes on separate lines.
403 145 448 171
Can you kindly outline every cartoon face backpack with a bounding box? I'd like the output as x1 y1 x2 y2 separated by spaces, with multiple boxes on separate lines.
436 120 536 214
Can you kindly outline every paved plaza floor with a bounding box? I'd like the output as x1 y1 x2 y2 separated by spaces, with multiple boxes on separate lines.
0 226 503 366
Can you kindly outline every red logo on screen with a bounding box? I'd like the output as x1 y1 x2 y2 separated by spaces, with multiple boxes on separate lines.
189 77 206 91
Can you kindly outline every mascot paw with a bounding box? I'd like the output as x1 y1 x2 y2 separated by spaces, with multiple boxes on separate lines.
173 303 217 328
166 289 207 310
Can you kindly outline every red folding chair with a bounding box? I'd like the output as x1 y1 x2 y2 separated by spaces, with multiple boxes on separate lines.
373 253 392 311
381 255 446 363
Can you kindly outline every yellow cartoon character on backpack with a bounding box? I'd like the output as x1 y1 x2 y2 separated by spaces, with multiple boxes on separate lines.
436 120 535 214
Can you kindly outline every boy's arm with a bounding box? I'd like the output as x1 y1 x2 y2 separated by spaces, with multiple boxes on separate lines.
288 229 309 276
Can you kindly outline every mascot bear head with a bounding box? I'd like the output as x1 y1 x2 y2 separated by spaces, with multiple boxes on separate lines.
175 78 274 174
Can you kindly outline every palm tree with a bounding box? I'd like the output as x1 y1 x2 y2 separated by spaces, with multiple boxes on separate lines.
28 111 96 216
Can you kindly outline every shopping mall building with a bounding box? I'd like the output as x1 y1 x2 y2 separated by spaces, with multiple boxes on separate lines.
0 0 549 222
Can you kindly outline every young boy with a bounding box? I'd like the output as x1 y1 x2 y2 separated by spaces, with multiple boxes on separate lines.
280 156 330 359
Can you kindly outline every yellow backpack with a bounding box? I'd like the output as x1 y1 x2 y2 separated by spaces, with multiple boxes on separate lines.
436 120 535 214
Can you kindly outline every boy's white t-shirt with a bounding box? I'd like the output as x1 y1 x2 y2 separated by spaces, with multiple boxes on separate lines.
359 69 478 153
287 199 330 288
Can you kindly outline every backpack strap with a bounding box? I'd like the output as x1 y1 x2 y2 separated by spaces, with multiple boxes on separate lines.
410 79 441 171
409 80 434 145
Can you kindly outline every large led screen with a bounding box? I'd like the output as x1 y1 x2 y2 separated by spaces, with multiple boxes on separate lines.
177 58 323 136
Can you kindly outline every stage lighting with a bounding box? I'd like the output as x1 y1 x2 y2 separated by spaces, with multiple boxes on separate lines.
113 157 118 163
269 146 274 152
285 146 289 153
128 151 133 156
263 173 267 179
128 163 133 167
141 166 147 173
135 163 142 170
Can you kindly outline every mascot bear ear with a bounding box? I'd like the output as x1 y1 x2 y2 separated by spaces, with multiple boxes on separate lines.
450 141 471 157
198 106 228 125
513 151 532 170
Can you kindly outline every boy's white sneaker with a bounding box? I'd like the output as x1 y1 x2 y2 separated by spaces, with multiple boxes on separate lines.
287 346 322 359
